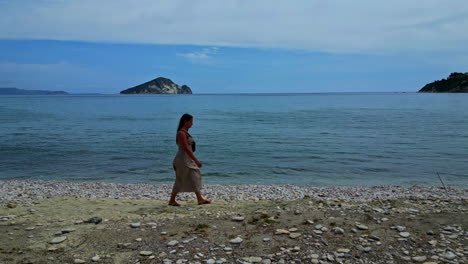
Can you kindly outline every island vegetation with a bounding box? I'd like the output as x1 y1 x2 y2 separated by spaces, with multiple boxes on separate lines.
419 72 468 93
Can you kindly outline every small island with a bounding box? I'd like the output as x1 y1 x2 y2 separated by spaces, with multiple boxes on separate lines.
418 72 468 93
0 88 68 95
120 77 192 94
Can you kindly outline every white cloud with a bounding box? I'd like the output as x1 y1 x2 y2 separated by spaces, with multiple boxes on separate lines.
176 47 219 62
0 0 467 53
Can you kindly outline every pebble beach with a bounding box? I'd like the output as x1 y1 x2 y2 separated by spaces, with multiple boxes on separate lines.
1 180 467 205
0 181 467 264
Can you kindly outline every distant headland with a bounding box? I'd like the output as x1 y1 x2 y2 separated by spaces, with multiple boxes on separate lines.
120 77 192 94
419 72 468 93
0 88 68 95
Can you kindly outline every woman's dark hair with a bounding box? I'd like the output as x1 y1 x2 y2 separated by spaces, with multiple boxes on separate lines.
177 113 193 132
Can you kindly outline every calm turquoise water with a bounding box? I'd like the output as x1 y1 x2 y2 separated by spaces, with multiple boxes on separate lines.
1 93 467 187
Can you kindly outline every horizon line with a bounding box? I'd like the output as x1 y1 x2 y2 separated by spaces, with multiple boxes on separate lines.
0 91 424 96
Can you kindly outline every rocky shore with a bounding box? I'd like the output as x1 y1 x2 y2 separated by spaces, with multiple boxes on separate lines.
0 181 466 264
1 181 467 205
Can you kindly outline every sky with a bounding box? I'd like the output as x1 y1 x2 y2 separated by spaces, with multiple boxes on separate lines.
0 0 467 94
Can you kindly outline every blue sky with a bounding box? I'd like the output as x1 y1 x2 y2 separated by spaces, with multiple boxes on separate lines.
1 0 467 93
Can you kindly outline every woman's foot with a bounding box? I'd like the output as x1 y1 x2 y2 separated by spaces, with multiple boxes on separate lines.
168 201 181 206
197 199 211 205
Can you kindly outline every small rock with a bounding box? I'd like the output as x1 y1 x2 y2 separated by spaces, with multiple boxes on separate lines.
74 259 85 264
443 226 455 231
289 233 301 239
337 248 350 253
243 257 262 263
182 237 196 243
333 227 345 234
50 236 67 244
355 223 368 230
139 251 153 256
231 216 245 222
399 232 410 238
167 240 179 247
441 252 456 260
229 237 243 244
91 256 100 262
275 229 290 235
61 228 76 233
396 226 406 232
130 223 140 228
357 245 372 253
84 217 102 224
412 256 427 262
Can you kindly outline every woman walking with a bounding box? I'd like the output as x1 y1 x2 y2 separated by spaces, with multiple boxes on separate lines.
169 113 211 206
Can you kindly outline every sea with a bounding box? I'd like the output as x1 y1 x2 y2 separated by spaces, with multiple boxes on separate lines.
1 93 467 187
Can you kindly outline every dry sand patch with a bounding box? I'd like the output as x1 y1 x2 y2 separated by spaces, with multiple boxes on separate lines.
0 196 466 263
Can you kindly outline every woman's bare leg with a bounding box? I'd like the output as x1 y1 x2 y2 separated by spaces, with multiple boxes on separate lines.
195 192 211 205
168 192 181 206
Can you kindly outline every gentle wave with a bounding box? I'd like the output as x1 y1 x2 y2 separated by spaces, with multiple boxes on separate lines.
1 94 467 187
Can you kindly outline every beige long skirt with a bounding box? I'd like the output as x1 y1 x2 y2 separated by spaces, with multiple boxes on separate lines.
172 149 202 192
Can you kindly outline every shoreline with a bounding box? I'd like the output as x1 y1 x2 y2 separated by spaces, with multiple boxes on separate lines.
1 180 466 205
